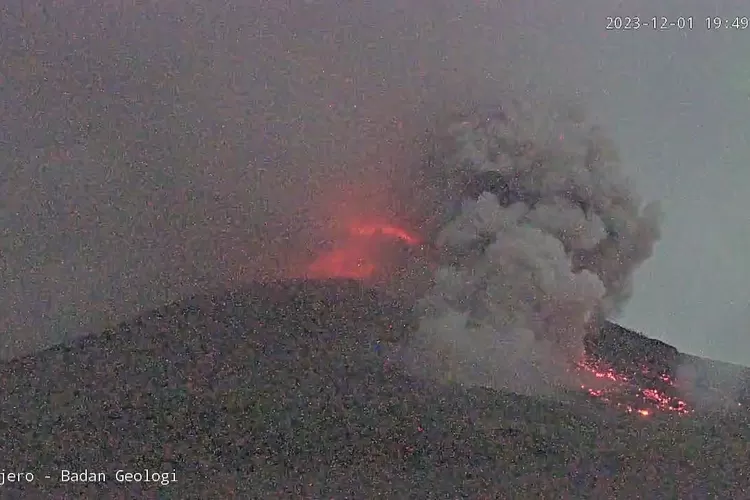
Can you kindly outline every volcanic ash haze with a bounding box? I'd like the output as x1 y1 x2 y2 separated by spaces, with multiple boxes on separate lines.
0 0 660 380
403 98 662 396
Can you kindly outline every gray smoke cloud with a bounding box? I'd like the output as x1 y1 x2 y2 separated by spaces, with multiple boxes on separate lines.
404 96 662 395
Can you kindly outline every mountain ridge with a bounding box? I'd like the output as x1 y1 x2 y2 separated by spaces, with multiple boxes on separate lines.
1 279 748 497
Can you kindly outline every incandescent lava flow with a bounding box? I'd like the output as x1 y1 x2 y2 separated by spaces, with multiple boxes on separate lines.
575 355 691 417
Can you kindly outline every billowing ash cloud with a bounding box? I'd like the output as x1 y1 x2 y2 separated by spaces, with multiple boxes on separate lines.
403 97 661 395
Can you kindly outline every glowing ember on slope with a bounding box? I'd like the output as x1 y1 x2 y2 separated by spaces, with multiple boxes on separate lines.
306 221 421 279
576 357 691 416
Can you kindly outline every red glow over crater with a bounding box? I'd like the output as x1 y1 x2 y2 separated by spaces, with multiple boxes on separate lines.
306 221 421 280
348 223 421 246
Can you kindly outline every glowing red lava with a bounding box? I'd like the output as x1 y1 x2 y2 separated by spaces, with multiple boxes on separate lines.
306 221 421 280
576 357 691 417
306 246 377 279
348 223 421 246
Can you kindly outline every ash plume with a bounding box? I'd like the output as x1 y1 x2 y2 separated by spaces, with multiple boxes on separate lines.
403 97 662 395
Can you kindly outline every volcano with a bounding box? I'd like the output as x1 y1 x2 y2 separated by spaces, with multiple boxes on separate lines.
1 278 749 498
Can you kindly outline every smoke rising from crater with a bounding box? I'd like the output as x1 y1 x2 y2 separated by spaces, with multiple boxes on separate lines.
405 97 661 394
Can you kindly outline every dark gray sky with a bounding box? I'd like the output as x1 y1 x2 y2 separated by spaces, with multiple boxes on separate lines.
1 0 748 363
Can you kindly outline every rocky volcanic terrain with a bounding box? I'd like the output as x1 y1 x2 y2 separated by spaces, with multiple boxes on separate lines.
1 279 749 498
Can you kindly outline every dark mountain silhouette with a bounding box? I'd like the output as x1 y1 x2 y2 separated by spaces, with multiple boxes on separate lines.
1 279 748 498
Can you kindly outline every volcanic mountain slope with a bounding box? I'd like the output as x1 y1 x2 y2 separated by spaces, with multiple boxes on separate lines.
585 321 750 413
1 279 749 498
